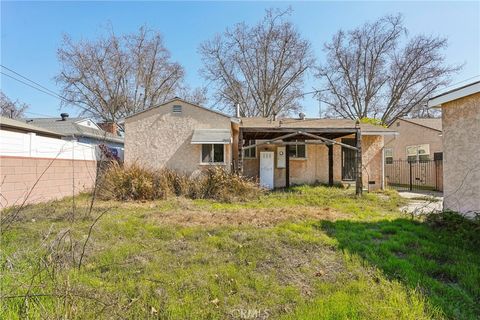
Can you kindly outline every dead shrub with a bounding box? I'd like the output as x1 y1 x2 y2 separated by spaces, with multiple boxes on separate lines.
194 167 262 202
97 164 263 202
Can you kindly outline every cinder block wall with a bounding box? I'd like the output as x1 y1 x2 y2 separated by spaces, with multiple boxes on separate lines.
0 156 97 208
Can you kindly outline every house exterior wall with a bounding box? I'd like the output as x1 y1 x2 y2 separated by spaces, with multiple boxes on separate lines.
125 100 232 175
386 119 442 160
241 134 385 191
441 93 480 215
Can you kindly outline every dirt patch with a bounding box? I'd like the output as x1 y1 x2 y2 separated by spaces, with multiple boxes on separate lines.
149 206 350 227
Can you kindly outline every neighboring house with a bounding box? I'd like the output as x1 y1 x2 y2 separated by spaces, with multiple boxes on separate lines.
0 116 65 139
0 116 97 207
428 81 480 215
386 118 443 163
25 113 124 149
125 98 397 192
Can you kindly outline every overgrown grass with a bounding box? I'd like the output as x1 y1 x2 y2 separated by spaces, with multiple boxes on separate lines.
1 186 478 319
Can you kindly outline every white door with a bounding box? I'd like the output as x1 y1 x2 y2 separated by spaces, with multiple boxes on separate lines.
260 151 274 189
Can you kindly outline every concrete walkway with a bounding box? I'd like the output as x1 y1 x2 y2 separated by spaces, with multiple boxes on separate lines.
398 190 443 215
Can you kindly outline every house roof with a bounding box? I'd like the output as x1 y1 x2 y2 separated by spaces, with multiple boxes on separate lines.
428 81 480 107
24 117 124 144
397 118 442 132
239 117 397 135
125 97 232 120
0 116 64 137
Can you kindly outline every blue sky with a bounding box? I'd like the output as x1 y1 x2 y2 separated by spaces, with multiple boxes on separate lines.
1 1 479 118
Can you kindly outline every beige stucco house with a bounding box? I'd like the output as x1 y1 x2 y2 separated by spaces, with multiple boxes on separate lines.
125 98 397 193
386 118 442 162
428 81 480 215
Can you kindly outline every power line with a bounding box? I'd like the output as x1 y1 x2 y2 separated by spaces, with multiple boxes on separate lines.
0 71 69 103
0 66 85 118
24 110 61 118
1 65 64 100
431 74 480 94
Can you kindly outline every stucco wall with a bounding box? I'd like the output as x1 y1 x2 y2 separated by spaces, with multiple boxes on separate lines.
125 100 232 175
242 134 385 191
0 156 96 208
442 93 480 214
386 119 442 160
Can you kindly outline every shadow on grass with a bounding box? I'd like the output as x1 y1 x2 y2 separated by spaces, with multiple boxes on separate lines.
318 216 480 320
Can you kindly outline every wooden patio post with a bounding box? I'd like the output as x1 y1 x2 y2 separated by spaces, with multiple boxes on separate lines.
328 144 334 187
355 125 363 196
285 145 290 188
238 128 244 174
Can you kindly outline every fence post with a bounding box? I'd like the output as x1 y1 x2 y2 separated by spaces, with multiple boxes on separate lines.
28 133 37 158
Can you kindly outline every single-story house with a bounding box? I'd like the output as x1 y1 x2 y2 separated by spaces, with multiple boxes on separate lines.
125 98 397 193
428 81 480 215
25 113 124 149
386 118 442 163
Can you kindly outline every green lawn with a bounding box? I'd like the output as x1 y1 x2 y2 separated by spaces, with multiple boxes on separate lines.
1 186 479 319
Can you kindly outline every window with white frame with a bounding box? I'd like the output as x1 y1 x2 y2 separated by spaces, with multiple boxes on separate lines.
385 148 393 164
288 141 306 159
243 140 256 158
201 144 225 164
406 144 430 163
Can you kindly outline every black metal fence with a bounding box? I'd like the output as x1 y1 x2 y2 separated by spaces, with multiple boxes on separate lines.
385 160 443 192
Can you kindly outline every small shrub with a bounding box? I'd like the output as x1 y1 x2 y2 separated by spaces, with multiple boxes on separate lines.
97 164 263 202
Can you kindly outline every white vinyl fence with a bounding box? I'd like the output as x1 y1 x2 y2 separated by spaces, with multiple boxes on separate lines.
0 130 99 160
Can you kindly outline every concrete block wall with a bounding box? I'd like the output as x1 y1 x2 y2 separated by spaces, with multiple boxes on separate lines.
0 156 97 208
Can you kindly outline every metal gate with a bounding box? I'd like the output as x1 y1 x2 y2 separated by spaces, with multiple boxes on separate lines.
385 160 443 192
341 138 356 181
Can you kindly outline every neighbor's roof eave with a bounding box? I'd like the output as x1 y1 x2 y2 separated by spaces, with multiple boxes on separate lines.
390 118 442 132
0 116 65 137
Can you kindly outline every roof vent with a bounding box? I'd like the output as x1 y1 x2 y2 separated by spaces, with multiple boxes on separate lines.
172 105 182 113
299 112 306 120
60 113 69 121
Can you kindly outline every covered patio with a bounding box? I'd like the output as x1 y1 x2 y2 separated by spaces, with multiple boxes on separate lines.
234 118 364 195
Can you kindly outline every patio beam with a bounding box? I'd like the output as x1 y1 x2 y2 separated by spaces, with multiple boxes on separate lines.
241 127 358 134
241 130 359 151
299 131 359 151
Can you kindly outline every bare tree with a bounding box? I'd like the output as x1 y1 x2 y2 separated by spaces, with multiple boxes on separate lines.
199 8 315 117
316 14 460 125
176 85 209 106
56 26 185 122
0 91 28 118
